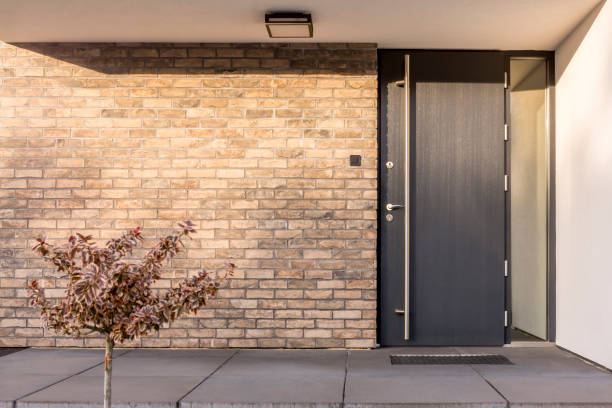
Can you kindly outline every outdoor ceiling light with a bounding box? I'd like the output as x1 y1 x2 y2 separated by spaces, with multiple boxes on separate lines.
265 12 313 38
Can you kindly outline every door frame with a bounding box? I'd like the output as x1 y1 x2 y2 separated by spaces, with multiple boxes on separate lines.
504 51 556 343
376 49 556 346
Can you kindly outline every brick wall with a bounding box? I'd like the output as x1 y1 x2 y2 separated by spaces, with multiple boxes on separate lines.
0 42 378 348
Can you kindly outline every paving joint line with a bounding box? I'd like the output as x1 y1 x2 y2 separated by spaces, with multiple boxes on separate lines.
454 347 509 408
13 348 133 406
176 349 240 408
468 364 510 408
453 347 510 408
341 350 349 408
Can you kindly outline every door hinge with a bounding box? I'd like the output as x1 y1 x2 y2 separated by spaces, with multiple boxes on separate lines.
504 310 509 327
504 124 508 141
504 72 508 89
504 259 508 277
504 175 509 191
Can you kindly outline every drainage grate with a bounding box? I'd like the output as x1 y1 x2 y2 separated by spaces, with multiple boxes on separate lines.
390 354 513 365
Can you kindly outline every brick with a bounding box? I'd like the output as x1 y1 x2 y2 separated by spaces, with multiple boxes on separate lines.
0 42 378 350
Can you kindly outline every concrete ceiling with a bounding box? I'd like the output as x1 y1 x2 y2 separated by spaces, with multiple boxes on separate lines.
0 0 602 50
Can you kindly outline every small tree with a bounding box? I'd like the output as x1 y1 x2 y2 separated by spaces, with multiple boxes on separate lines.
27 221 234 408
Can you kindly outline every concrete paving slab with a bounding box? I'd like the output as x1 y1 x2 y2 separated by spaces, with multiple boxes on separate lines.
348 347 475 377
17 375 202 407
0 349 104 377
0 349 104 403
2 346 612 408
80 349 234 378
181 375 344 406
490 375 612 406
214 349 346 377
459 346 612 406
18 349 234 407
181 349 346 407
345 348 506 406
456 344 580 361
461 347 610 376
0 348 26 358
1 375 65 406
345 374 506 406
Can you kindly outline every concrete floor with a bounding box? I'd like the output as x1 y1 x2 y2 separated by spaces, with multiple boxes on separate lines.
1 345 611 408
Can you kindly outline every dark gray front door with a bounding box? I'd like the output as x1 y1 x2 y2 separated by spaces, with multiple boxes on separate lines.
380 51 506 346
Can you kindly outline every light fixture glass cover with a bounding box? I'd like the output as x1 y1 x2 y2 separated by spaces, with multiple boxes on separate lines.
265 12 313 38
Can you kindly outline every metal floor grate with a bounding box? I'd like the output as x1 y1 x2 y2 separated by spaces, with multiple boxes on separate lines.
390 354 513 365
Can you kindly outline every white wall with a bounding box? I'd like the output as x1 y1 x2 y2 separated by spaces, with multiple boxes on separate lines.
555 0 612 370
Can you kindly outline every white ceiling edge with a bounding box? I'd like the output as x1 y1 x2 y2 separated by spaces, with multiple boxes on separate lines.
0 0 603 50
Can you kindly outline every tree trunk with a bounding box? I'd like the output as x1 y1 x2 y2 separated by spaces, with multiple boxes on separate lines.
104 336 114 408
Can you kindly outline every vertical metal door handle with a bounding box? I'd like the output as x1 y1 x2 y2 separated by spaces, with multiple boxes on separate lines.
404 54 410 340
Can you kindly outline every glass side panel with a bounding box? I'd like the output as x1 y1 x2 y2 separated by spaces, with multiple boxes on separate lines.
510 58 548 340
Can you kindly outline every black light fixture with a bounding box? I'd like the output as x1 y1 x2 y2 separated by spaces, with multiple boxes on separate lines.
265 12 313 38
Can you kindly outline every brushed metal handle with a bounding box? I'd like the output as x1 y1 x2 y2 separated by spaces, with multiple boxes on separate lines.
403 54 410 340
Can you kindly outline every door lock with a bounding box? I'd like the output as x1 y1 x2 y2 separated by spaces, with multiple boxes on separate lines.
386 203 404 211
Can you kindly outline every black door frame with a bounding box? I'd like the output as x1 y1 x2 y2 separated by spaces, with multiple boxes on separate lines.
376 49 556 346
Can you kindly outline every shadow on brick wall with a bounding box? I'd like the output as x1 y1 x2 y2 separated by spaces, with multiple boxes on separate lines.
7 43 377 76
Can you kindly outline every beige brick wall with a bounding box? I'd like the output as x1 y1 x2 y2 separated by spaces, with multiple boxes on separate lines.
0 42 378 348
